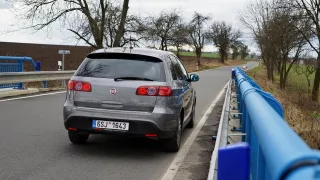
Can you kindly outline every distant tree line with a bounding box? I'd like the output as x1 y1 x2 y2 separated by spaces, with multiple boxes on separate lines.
11 0 251 66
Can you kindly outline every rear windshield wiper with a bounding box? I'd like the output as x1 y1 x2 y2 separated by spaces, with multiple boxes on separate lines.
114 77 155 81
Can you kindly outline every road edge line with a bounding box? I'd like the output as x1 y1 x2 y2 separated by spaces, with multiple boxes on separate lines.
0 91 66 102
160 81 229 180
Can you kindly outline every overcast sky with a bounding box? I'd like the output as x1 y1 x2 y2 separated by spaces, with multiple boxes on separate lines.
0 0 254 51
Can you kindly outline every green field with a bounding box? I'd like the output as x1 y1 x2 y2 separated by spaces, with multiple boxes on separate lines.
177 51 220 58
176 51 252 59
287 64 316 92
248 63 318 100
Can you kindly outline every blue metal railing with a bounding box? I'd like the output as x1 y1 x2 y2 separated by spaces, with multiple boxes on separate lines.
0 56 46 89
217 67 320 180
0 62 22 88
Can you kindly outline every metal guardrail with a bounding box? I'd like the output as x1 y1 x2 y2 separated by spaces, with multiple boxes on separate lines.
0 56 39 89
207 79 231 180
0 71 75 85
218 67 320 180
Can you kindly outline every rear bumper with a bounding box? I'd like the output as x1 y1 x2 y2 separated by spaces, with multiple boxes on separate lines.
63 105 179 139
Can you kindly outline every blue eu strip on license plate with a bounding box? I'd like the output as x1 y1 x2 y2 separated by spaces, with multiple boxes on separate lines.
92 120 97 128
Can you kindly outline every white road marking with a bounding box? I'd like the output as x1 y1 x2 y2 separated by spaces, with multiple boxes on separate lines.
160 82 229 180
0 91 66 102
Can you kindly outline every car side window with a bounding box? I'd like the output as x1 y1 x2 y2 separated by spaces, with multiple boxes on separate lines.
169 55 186 81
167 56 177 80
172 55 188 79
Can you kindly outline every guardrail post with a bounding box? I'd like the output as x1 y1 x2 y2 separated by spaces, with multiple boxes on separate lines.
36 61 47 88
17 60 23 89
217 142 250 180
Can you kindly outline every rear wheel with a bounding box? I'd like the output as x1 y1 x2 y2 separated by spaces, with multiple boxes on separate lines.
68 131 89 144
163 117 182 152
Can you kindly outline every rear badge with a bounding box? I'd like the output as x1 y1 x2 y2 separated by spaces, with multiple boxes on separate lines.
110 88 117 95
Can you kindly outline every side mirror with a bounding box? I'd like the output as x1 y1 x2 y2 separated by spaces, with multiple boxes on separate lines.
189 74 200 82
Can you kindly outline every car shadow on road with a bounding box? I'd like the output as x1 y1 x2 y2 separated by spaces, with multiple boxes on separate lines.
62 134 181 159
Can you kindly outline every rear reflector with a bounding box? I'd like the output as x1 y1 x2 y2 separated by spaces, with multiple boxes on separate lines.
67 128 77 131
159 86 172 96
68 80 92 92
136 86 172 96
145 134 158 137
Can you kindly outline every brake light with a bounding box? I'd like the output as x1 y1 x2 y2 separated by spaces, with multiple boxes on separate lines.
67 80 92 92
136 86 172 96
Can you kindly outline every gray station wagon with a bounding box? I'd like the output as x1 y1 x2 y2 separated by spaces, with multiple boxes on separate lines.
63 47 199 152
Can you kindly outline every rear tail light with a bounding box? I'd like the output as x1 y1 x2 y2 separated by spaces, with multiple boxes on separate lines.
68 80 92 92
67 128 77 131
136 86 172 96
145 134 158 137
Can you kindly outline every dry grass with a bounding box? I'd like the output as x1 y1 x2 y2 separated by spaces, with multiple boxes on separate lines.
248 66 320 149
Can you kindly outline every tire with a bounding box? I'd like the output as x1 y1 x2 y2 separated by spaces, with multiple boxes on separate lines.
68 131 89 144
163 116 182 152
187 101 196 129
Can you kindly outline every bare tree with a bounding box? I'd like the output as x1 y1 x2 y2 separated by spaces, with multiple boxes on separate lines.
291 0 320 101
145 10 182 51
188 12 210 66
171 24 190 58
295 58 317 94
251 52 256 59
207 21 242 63
231 42 241 60
11 0 130 49
240 0 275 81
240 0 312 89
113 0 129 47
268 6 310 89
101 3 146 48
239 44 250 60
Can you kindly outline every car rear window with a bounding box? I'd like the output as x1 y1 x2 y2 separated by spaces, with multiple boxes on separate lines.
75 53 166 82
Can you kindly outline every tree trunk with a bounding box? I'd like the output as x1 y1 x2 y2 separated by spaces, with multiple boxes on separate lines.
270 58 275 82
311 55 320 101
308 78 311 95
165 41 168 51
266 58 272 80
176 47 180 58
220 49 225 63
160 39 165 50
195 48 201 66
113 0 129 47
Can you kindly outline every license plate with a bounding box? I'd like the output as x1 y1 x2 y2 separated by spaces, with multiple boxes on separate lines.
92 120 129 131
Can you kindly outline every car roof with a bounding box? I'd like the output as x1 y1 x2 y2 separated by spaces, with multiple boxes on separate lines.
89 47 174 60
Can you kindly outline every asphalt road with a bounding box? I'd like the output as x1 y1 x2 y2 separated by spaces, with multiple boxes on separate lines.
0 62 257 180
